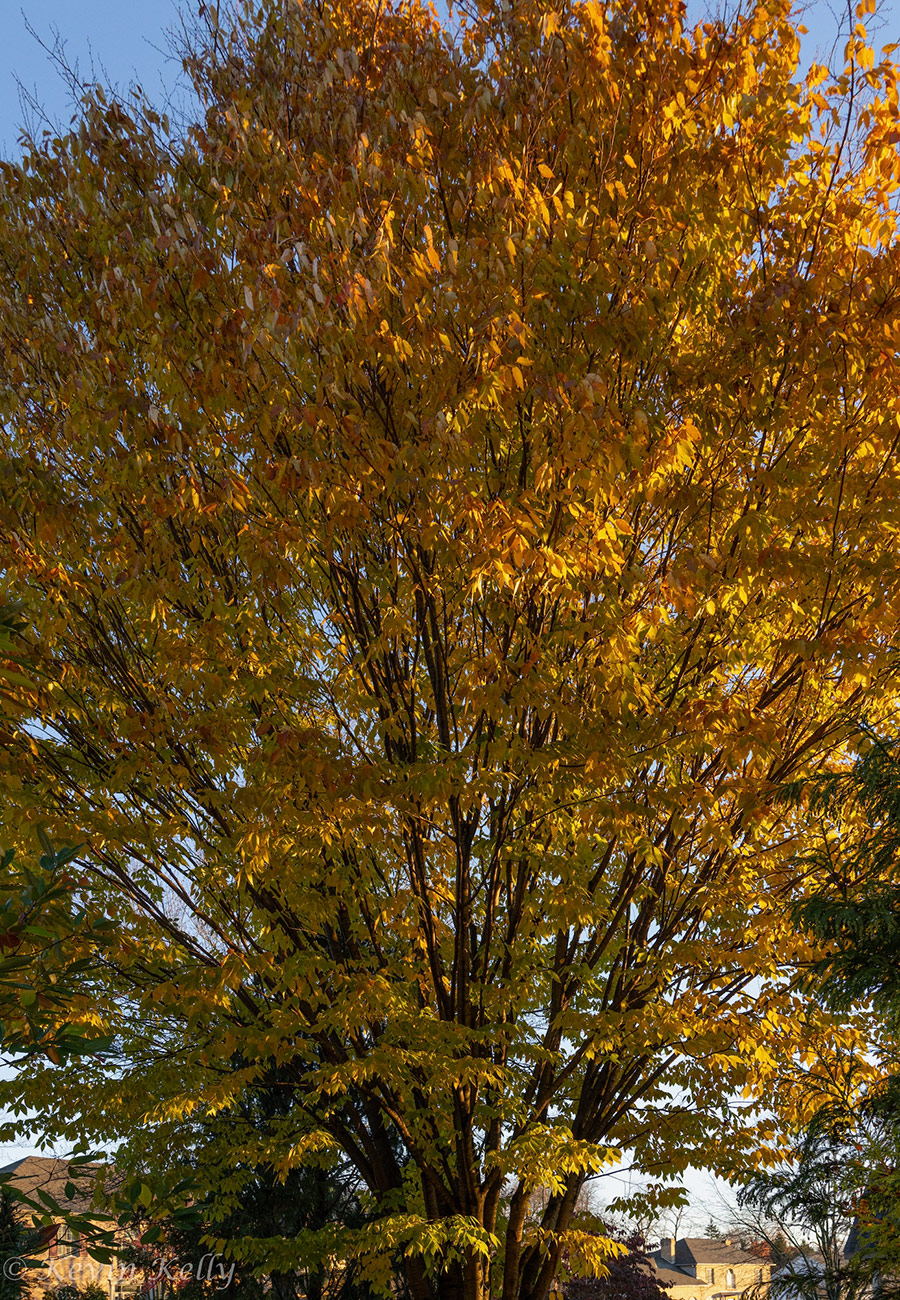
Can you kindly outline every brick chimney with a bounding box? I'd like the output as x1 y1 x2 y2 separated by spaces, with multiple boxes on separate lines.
664 1237 676 1261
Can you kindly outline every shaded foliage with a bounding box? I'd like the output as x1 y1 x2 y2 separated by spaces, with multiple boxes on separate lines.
793 733 900 1016
564 1228 670 1300
0 1189 38 1300
737 1112 898 1300
123 1075 387 1300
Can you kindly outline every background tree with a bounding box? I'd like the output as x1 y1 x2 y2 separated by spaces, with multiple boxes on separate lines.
734 1113 895 1300
55 1286 108 1300
794 732 900 1018
787 733 900 1281
767 1231 798 1273
124 1072 388 1300
563 1225 670 1300
2 0 900 1298
0 1189 37 1300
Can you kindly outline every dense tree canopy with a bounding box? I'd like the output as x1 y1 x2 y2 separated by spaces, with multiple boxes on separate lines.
2 0 900 1297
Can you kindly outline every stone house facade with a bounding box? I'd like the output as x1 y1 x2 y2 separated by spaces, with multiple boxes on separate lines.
649 1237 772 1300
0 1156 135 1300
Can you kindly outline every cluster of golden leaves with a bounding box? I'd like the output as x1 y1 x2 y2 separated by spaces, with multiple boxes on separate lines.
1 0 900 1295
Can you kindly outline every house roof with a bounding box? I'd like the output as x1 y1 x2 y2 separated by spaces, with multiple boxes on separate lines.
673 1239 763 1268
649 1258 709 1290
0 1156 113 1217
773 1255 826 1277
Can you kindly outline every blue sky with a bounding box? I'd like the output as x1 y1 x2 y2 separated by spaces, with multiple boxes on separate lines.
0 0 186 155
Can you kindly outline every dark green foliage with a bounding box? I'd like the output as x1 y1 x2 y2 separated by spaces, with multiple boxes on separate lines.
785 733 900 1296
792 731 900 1015
0 1189 36 1300
158 1160 379 1300
767 1230 798 1271
55 1285 108 1300
123 1076 385 1300
737 1109 899 1300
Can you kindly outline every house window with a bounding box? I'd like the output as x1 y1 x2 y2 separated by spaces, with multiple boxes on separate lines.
726 1271 736 1290
707 1270 715 1284
58 1226 80 1256
758 1271 764 1286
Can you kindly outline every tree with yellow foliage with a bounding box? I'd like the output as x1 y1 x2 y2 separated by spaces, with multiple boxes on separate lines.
1 0 900 1297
